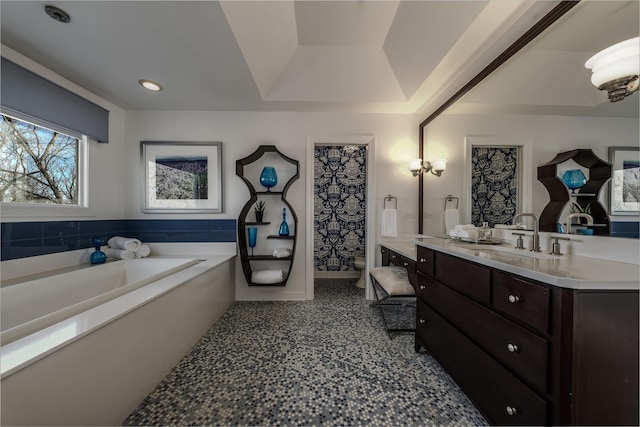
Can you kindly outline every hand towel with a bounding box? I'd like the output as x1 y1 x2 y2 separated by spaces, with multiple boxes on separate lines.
448 229 459 238
381 208 397 237
251 269 284 284
454 224 477 231
272 248 291 258
457 229 479 241
135 244 151 258
105 248 136 260
107 236 141 251
444 208 460 234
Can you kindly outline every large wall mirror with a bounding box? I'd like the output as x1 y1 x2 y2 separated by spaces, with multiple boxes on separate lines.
419 0 639 238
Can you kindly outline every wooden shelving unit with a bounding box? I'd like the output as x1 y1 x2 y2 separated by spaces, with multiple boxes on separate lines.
537 149 612 235
236 145 299 286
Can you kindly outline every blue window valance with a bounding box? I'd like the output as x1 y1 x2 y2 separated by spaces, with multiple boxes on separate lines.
1 57 109 143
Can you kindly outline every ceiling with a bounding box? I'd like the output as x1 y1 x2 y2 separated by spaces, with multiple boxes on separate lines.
449 0 640 118
3 1 634 117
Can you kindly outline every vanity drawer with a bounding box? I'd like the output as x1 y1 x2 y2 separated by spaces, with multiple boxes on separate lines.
426 277 549 393
420 303 548 426
381 246 390 265
493 271 550 334
416 246 435 276
435 253 490 303
387 250 417 287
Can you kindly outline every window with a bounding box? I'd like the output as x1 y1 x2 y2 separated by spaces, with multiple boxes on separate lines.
0 114 82 205
0 113 92 217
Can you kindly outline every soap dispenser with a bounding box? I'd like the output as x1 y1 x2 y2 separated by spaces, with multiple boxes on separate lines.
478 222 492 241
90 237 106 264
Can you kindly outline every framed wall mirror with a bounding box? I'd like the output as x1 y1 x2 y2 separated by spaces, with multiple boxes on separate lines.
419 0 639 238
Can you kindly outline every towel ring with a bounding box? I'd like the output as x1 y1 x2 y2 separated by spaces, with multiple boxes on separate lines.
384 195 397 209
444 195 459 210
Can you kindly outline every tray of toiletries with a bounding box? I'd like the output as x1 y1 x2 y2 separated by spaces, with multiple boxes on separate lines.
451 237 504 245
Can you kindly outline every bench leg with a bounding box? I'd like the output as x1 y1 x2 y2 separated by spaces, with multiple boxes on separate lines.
370 274 416 339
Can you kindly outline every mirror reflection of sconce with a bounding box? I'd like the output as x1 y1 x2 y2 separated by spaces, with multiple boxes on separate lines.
585 37 639 102
409 158 447 177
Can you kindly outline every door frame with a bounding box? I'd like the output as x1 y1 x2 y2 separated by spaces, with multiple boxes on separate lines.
306 134 376 300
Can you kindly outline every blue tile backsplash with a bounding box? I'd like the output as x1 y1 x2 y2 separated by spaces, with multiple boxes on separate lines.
1 219 236 261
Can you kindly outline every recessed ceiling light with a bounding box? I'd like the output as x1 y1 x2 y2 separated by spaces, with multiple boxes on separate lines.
138 80 164 92
44 5 71 23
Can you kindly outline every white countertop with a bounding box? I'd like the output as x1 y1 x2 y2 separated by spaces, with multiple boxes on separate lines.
381 237 639 290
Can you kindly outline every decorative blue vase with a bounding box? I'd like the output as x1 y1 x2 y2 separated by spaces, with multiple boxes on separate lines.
247 227 257 256
259 166 278 191
90 237 106 264
562 169 587 193
279 208 290 236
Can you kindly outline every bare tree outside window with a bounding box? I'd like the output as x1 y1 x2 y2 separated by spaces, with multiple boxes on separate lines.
0 114 79 204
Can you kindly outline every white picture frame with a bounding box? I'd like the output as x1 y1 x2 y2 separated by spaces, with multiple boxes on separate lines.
609 146 640 216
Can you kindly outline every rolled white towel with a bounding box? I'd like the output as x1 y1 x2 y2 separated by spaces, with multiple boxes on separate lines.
135 244 151 258
107 236 141 251
272 248 291 258
105 248 136 260
457 229 479 241
251 269 284 284
448 229 459 238
454 224 477 231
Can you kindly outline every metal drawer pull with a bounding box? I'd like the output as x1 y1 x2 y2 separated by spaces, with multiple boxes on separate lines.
391 255 397 259
508 294 520 303
419 319 426 324
506 406 518 416
420 258 426 263
403 262 409 267
507 343 519 353
420 285 426 291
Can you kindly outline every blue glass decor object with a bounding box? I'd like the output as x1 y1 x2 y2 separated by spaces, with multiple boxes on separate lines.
248 227 258 256
279 208 290 236
259 166 278 191
562 169 587 193
90 237 106 264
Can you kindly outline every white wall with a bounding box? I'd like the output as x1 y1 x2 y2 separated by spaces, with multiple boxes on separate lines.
0 46 127 222
125 111 419 300
422 113 639 235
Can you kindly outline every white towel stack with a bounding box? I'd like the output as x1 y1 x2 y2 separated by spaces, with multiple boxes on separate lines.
272 248 291 258
381 208 397 237
251 269 284 284
107 236 141 251
105 247 136 260
106 236 151 259
448 224 479 241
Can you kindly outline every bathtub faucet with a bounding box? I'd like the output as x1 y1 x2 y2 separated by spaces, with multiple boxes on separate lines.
513 213 541 253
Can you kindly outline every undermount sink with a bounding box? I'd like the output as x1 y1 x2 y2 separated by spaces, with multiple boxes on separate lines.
459 243 561 260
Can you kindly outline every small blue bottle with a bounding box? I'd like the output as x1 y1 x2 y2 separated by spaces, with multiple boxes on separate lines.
279 208 290 236
90 237 106 264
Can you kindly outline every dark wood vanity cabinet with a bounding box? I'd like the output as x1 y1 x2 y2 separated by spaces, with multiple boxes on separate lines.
415 245 639 426
381 246 416 287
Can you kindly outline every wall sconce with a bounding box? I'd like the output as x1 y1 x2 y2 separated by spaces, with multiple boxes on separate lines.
409 158 447 177
585 37 639 102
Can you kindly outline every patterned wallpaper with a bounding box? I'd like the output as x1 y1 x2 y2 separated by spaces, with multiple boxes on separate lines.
314 146 367 271
471 146 518 227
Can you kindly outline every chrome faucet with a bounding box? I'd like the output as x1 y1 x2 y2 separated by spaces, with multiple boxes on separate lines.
513 213 541 252
565 213 593 234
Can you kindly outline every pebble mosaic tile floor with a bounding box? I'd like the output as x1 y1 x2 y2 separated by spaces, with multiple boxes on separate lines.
123 278 488 426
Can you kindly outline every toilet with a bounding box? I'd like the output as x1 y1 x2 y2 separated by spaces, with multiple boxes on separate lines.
354 255 366 288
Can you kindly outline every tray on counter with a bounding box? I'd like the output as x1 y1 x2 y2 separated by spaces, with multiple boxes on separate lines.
450 237 504 245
